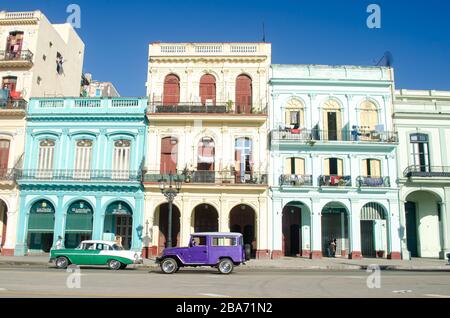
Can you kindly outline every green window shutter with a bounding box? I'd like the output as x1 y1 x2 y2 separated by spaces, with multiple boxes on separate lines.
28 213 54 232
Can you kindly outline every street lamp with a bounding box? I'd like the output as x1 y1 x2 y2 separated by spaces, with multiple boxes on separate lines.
159 173 182 248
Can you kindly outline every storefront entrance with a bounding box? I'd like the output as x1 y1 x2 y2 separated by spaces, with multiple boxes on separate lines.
104 201 133 250
27 199 55 253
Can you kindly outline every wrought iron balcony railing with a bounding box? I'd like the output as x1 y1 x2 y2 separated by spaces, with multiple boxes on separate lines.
143 170 268 185
148 102 267 115
403 165 450 178
0 98 27 110
356 176 390 187
279 174 313 187
15 169 142 182
0 169 15 181
0 50 33 63
271 129 398 143
319 175 352 187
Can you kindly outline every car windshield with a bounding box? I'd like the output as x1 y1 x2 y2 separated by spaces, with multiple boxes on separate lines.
112 244 124 251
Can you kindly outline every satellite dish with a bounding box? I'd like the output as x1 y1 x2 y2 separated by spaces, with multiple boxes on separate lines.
375 51 394 67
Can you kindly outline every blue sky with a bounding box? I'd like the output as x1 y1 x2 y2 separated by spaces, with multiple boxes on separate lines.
3 0 450 96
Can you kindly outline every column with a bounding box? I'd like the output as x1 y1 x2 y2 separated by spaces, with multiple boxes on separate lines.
14 193 28 256
387 199 402 259
340 211 347 257
271 197 283 259
301 206 311 258
398 199 411 260
52 194 65 248
131 193 144 252
2 206 17 255
349 199 362 259
92 195 103 241
439 201 450 259
180 197 191 248
310 199 322 259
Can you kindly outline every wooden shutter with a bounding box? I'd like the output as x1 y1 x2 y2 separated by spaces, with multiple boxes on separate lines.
163 74 180 105
294 158 305 175
200 74 216 106
370 160 381 177
337 159 343 176
160 137 178 174
235 75 252 113
361 159 368 177
0 140 10 170
284 158 291 175
324 158 330 175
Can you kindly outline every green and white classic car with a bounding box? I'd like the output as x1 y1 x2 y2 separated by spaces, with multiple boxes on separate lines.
49 240 143 270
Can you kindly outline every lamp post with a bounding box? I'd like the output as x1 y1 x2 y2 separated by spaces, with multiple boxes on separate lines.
159 173 182 248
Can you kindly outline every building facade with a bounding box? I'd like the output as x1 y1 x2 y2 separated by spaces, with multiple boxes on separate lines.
394 89 450 259
14 97 147 255
81 73 120 97
0 11 84 101
143 42 272 258
269 64 402 259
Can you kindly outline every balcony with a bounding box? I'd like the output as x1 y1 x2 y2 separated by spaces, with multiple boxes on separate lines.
143 170 268 185
27 97 148 117
0 98 27 110
356 176 390 187
15 170 142 182
0 169 15 182
319 175 352 187
279 174 313 187
404 166 450 178
0 50 34 68
148 102 267 115
270 129 398 143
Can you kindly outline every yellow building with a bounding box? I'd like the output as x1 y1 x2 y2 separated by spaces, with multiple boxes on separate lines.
143 42 271 258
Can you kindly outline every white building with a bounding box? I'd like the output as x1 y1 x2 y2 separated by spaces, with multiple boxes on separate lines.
269 64 402 259
394 89 450 259
81 73 120 97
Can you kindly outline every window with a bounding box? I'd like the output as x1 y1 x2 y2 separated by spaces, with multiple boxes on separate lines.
362 159 381 177
285 99 304 128
359 100 378 131
322 99 342 141
235 74 252 113
191 236 207 246
6 31 24 59
163 74 180 105
212 237 237 246
37 139 55 177
324 158 343 176
112 139 131 179
284 157 305 175
0 140 10 175
410 133 430 172
160 137 178 174
199 74 216 106
2 76 17 93
74 139 93 179
95 89 101 97
235 137 253 183
197 137 215 171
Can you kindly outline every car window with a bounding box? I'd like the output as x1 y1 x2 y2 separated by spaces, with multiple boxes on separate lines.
211 237 238 247
190 236 207 246
112 244 123 251
82 243 95 250
96 243 112 251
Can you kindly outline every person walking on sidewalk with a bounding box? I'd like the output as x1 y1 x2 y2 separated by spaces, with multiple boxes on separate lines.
329 239 337 257
55 236 63 250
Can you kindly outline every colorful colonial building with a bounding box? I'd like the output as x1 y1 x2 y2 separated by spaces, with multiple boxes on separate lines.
14 97 147 255
0 10 84 256
143 42 272 258
268 64 402 259
394 89 450 259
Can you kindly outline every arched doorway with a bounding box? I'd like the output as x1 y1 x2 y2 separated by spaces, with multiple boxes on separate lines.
405 191 442 258
230 204 256 257
360 202 388 258
322 99 342 141
199 74 216 105
157 203 181 255
193 204 218 232
163 74 180 105
282 202 302 257
235 74 252 113
27 199 55 253
65 200 94 248
104 201 133 250
321 202 349 257
0 199 7 252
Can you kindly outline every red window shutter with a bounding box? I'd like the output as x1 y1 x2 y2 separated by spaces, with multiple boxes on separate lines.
0 140 10 175
235 75 252 113
160 137 178 174
163 74 180 105
199 74 216 105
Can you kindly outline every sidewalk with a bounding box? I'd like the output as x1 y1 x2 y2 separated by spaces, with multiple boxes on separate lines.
1 255 449 271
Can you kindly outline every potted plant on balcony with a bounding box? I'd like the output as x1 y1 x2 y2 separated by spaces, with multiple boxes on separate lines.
222 165 233 184
226 100 234 113
182 165 193 183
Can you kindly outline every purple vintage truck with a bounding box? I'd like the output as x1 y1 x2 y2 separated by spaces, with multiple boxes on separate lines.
156 232 250 274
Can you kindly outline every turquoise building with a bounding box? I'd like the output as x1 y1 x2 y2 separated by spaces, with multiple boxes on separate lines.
14 97 147 255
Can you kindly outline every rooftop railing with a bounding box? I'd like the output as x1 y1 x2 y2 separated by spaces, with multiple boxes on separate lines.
403 165 450 178
15 169 142 182
148 101 267 115
271 128 398 143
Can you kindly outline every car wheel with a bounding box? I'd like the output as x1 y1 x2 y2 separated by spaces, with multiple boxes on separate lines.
55 256 69 269
108 259 122 270
217 258 234 274
119 264 127 270
160 258 178 274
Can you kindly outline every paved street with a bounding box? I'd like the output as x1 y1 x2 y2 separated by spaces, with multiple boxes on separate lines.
0 265 449 298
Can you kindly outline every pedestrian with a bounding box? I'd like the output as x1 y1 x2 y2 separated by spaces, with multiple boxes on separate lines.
115 235 122 247
329 239 337 257
55 235 63 250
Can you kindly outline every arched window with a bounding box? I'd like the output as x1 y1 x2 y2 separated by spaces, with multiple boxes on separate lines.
284 98 304 128
235 74 252 113
284 157 305 175
0 140 10 176
324 157 343 176
163 74 180 105
112 139 131 179
359 100 378 131
235 137 252 183
74 139 93 178
362 159 381 177
199 74 216 106
37 139 55 174
322 99 342 141
410 133 430 172
160 137 178 174
197 137 215 171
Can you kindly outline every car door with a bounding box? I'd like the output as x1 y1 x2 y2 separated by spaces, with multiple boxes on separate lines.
188 236 208 264
79 242 100 265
